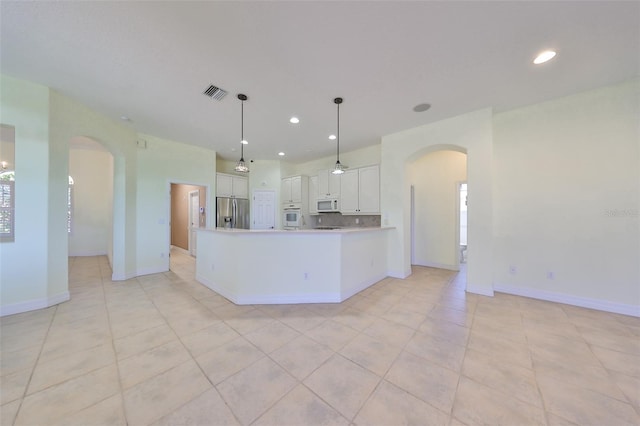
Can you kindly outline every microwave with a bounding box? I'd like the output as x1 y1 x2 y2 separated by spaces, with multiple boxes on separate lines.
283 208 303 228
317 198 340 212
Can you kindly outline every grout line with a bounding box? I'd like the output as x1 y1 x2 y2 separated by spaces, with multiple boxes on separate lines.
9 304 57 425
102 263 137 425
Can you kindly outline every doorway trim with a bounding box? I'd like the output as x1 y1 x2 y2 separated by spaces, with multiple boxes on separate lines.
455 180 467 267
188 190 199 256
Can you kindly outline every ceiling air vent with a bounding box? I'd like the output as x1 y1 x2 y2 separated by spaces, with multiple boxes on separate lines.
203 85 228 101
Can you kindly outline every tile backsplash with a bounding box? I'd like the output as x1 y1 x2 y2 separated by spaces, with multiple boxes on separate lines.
307 213 381 228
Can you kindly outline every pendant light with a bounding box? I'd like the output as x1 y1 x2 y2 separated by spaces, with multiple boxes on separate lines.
234 93 249 173
332 97 346 175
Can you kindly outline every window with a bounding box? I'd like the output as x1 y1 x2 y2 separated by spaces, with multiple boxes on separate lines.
1 124 15 242
68 176 74 234
0 171 15 242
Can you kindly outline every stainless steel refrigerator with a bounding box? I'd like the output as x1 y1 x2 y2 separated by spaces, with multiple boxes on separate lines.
216 197 250 229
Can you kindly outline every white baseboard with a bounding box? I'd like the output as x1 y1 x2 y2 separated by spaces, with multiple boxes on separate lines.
413 261 459 271
196 274 359 305
387 269 410 279
466 283 495 297
235 293 342 305
111 271 137 281
1 291 70 317
494 283 640 318
136 266 168 277
341 273 387 300
68 251 108 257
196 274 236 302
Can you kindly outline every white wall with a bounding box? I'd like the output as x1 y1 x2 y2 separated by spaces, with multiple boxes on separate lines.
409 150 467 270
69 146 113 256
136 133 216 276
49 88 139 281
493 79 639 313
0 76 57 314
291 144 381 177
381 108 494 296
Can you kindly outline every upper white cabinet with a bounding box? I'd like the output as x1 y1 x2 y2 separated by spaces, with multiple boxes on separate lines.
339 165 380 214
281 175 308 205
317 169 341 200
340 170 359 213
232 176 248 198
308 175 318 214
217 173 248 198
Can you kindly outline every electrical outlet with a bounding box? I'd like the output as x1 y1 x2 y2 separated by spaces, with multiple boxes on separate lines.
355 218 360 224
318 217 322 223
509 266 516 274
211 263 215 271
547 271 555 280
304 272 309 280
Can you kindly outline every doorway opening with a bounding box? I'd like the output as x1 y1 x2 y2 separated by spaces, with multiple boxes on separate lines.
458 182 468 264
169 183 206 272
408 149 467 271
68 137 114 268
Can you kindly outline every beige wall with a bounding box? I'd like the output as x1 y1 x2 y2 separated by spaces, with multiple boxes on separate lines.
69 145 114 256
171 183 205 250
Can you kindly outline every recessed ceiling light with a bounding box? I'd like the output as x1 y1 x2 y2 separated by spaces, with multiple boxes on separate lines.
241 140 248 145
289 117 300 124
413 103 431 112
278 152 285 156
120 115 131 121
329 134 336 140
533 50 556 65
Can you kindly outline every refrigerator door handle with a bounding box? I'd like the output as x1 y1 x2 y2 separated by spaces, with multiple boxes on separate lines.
232 198 236 228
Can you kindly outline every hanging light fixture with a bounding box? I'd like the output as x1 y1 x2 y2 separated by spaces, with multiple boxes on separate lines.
332 97 346 175
234 93 249 173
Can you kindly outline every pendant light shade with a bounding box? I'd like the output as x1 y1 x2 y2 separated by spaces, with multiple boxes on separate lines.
234 94 249 173
332 97 346 175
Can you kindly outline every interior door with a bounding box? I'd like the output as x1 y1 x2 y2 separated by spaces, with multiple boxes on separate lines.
252 190 276 229
188 190 199 256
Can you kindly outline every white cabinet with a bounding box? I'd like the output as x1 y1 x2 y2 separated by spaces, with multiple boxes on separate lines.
339 165 380 214
216 173 248 198
340 170 359 213
281 175 308 205
308 175 318 214
317 169 341 199
281 178 292 203
232 176 248 198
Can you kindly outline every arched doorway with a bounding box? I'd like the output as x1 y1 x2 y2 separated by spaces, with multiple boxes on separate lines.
408 149 467 271
68 137 114 265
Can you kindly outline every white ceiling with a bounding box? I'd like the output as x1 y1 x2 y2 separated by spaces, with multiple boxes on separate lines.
1 1 638 163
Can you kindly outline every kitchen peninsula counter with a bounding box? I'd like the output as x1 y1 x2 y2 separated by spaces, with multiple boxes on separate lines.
195 227 393 304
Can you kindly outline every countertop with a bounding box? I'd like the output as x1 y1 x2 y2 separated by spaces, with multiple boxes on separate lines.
197 226 394 235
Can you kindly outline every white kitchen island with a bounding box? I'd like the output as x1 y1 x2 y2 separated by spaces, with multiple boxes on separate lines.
195 227 393 304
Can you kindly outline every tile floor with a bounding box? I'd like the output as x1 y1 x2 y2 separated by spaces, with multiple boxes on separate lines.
1 250 639 425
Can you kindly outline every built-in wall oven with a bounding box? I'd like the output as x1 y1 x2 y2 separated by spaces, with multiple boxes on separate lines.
283 206 303 229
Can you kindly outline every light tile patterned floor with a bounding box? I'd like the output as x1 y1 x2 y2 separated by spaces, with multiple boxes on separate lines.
1 250 639 425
